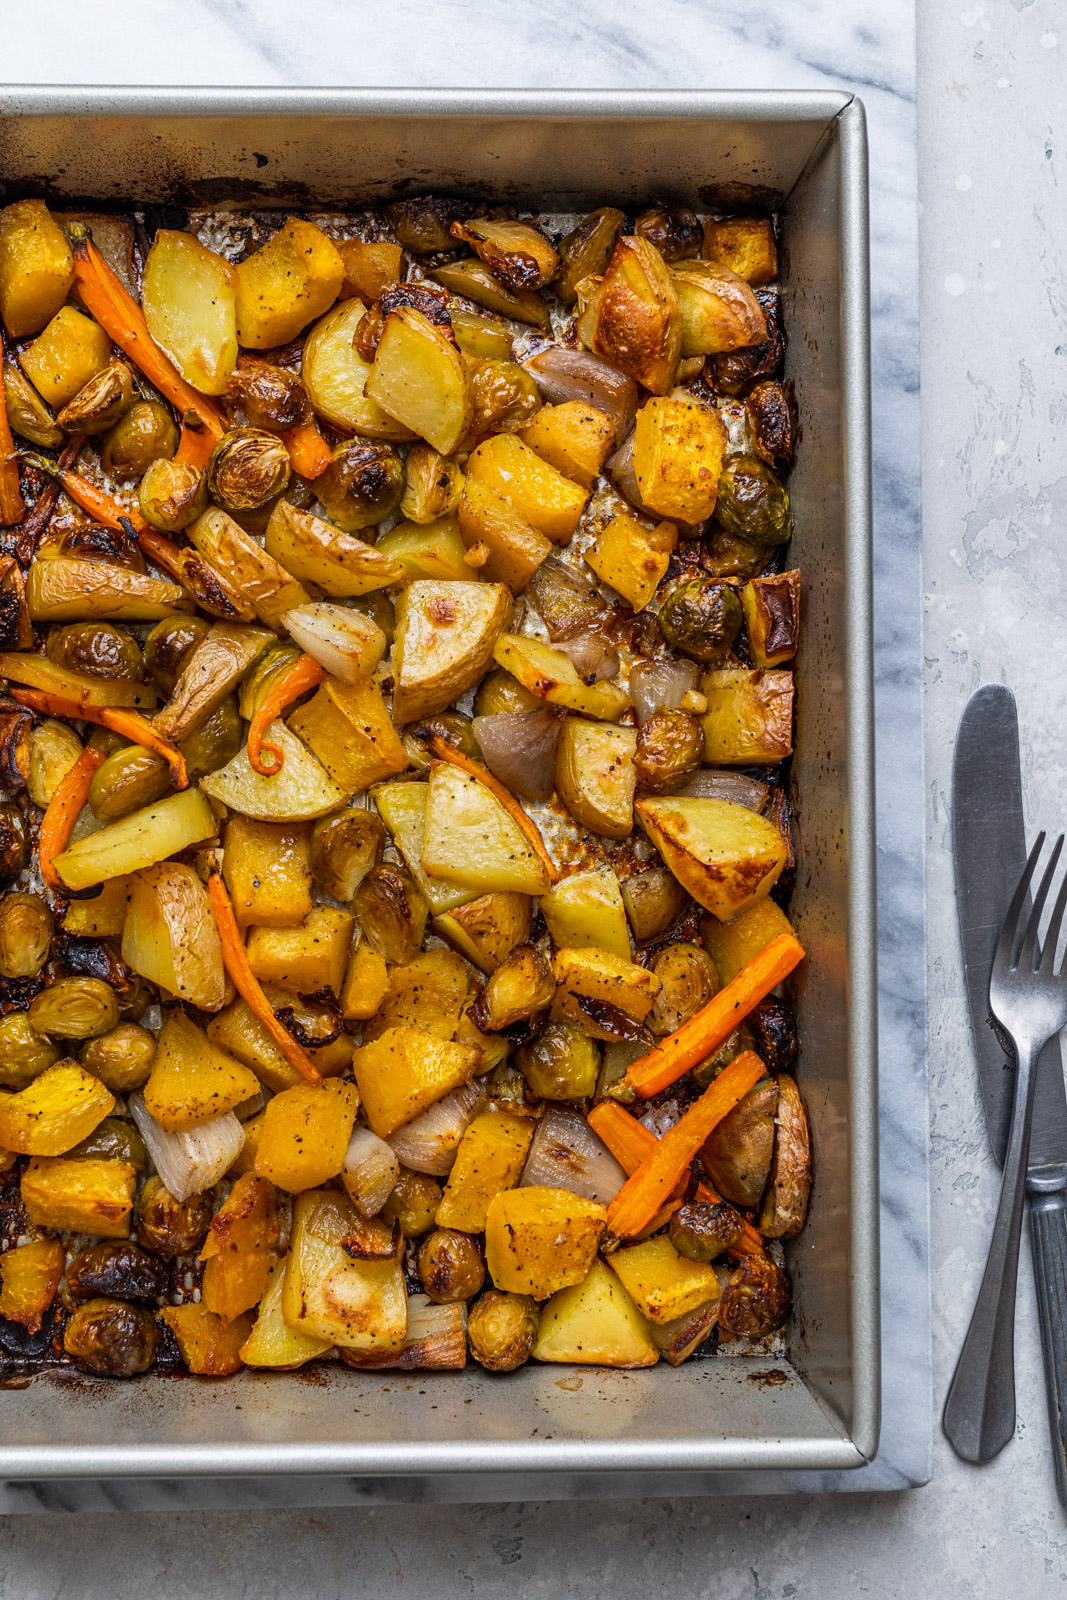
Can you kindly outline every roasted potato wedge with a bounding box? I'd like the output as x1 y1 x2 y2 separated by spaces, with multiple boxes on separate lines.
533 1256 658 1367
759 1072 811 1239
187 508 309 632
264 500 404 597
431 259 551 330
539 866 631 962
700 1078 779 1208
741 570 801 668
122 862 226 1011
433 891 532 974
200 719 346 821
376 516 473 585
576 236 681 395
671 261 768 356
493 633 630 722
301 298 414 438
421 761 551 896
372 779 477 916
699 668 795 764
555 717 637 840
365 306 474 455
142 230 238 395
450 219 559 291
392 578 511 725
27 558 193 623
635 795 786 922
53 788 219 893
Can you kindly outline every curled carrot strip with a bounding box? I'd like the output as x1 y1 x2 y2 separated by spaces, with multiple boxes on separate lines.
0 374 24 527
206 872 322 1088
588 1100 764 1256
11 690 188 790
282 421 332 480
67 227 224 459
606 1051 768 1239
623 933 806 1099
247 652 326 776
19 453 148 536
427 734 559 886
39 747 105 891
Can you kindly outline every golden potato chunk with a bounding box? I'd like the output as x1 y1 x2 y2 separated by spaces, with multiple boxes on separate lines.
201 719 346 822
143 1011 259 1133
264 500 403 599
376 516 472 585
246 904 354 997
391 578 511 725
631 396 727 525
702 217 778 286
240 1256 333 1368
519 400 616 490
142 230 238 395
53 788 219 893
287 677 407 796
577 236 681 395
235 217 344 348
0 1062 114 1156
485 1186 606 1299
465 434 589 545
433 892 532 974
636 795 786 922
493 633 630 721
671 262 768 356
700 668 794 764
365 306 474 455
0 200 74 337
551 946 661 1041
555 717 637 839
421 762 551 897
27 558 193 624
283 1188 408 1350
351 1024 482 1138
301 297 414 438
372 780 477 916
533 1257 658 1367
608 1234 721 1325
539 866 631 961
585 511 677 611
20 306 112 408
122 862 227 1011
188 508 309 632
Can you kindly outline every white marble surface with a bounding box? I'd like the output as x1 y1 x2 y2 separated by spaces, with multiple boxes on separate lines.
5 0 1058 1587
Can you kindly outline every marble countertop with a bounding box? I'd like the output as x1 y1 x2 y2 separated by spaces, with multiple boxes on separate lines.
1 0 1064 1591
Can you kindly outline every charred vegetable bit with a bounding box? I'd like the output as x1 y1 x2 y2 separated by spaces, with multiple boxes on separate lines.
0 186 809 1381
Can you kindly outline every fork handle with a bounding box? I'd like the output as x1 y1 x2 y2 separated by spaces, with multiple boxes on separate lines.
943 1038 1039 1462
1027 1167 1067 1508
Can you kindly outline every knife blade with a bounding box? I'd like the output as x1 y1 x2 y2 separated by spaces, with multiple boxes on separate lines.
952 684 1067 1167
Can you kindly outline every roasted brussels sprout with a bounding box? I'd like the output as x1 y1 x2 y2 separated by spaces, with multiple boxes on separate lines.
28 976 120 1040
385 196 475 253
79 1022 157 1094
701 528 772 583
138 458 208 532
554 206 624 307
100 400 179 480
668 1199 745 1262
417 1228 486 1303
647 943 718 1036
137 1175 212 1258
402 711 478 774
400 443 464 524
380 1169 442 1238
714 454 790 548
0 891 53 979
700 1078 779 1208
0 803 27 885
657 577 743 662
711 289 784 397
718 1254 790 1339
517 1022 600 1101
226 360 309 432
3 363 63 448
634 710 704 796
527 556 612 642
179 696 242 781
26 718 81 808
143 615 211 695
353 864 429 966
467 359 541 439
63 1297 159 1377
0 1012 60 1089
45 623 143 682
207 427 291 515
316 440 404 532
468 1289 539 1371
66 1241 166 1301
747 997 798 1076
310 807 385 901
634 204 702 262
746 379 796 472
620 867 688 945
66 1113 148 1172
55 361 134 434
88 742 171 822
473 667 543 718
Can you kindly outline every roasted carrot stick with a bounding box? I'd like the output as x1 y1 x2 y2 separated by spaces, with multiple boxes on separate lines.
0 376 24 527
588 1099 764 1254
427 734 559 885
606 1051 767 1238
622 933 805 1099
20 452 149 535
38 747 105 891
11 690 187 790
282 421 332 480
247 653 326 775
67 226 224 458
206 872 322 1088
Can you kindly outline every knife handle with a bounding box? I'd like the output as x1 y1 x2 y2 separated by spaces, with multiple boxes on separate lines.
1027 1172 1067 1509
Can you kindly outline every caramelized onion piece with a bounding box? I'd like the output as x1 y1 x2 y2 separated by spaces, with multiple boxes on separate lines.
555 633 620 685
473 709 563 802
524 347 637 445
629 658 700 723
520 1105 627 1203
677 770 771 811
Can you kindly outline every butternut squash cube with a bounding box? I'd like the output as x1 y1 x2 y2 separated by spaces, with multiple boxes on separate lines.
421 761 551 896
539 867 631 961
235 217 344 349
222 815 312 929
122 862 227 1011
432 891 532 975
519 400 615 490
466 434 588 544
21 1156 135 1237
608 1234 722 1324
143 1011 260 1133
202 1170 279 1256
391 578 511 726
702 217 778 287
485 1186 606 1299
700 896 794 988
282 1187 408 1350
436 1109 535 1233
254 1080 360 1192
201 1249 273 1324
240 1256 333 1368
551 946 662 1041
631 395 727 525
339 937 391 1024
0 200 74 337
246 904 354 997
0 1236 65 1333
207 990 352 1093
287 676 407 795
585 511 677 611
159 1302 252 1375
533 1257 658 1366
700 667 794 764
351 1024 482 1138
61 875 130 939
337 239 404 305
367 950 471 1042
636 795 787 922
364 305 474 455
0 1061 114 1156
457 474 554 592
19 306 112 408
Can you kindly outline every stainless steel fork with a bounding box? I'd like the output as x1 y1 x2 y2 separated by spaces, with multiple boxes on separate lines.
944 832 1067 1463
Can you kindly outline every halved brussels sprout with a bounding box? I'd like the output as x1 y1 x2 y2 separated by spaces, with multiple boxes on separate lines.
417 1228 486 1303
619 866 689 946
207 427 291 515
55 361 133 435
634 204 702 262
718 1255 790 1339
136 1175 211 1257
467 1289 539 1372
714 454 790 548
225 359 309 432
63 1297 159 1377
45 623 143 682
554 207 624 308
0 1012 59 1089
100 400 179 481
3 362 63 448
668 1199 745 1261
143 615 211 695
0 891 53 979
310 807 385 901
27 976 120 1040
316 440 404 532
0 803 27 885
138 459 207 532
647 942 718 1035
517 1022 600 1101
657 577 743 662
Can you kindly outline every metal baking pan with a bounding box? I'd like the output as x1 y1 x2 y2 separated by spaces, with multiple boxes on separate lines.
0 86 877 1486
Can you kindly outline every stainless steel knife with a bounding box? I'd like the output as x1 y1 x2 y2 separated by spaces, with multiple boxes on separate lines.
952 684 1067 1501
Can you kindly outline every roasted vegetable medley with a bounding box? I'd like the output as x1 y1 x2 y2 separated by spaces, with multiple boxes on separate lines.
0 193 809 1379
